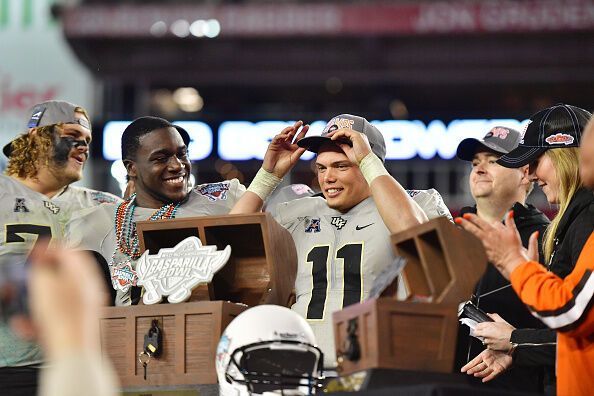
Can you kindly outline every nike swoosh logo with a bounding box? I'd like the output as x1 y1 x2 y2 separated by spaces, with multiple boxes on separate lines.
356 223 374 230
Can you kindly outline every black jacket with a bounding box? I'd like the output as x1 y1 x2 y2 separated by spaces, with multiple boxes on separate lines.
455 202 551 393
456 190 594 394
509 188 594 393
545 187 594 278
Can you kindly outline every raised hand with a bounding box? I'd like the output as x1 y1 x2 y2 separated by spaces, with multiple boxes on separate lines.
262 121 308 178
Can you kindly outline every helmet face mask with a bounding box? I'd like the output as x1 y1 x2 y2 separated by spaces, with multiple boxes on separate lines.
216 305 325 396
226 340 324 395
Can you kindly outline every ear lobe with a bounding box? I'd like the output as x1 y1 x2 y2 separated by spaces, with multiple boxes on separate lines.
519 165 531 186
123 159 137 179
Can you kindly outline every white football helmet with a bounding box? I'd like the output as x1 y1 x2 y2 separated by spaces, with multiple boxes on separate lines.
216 305 324 396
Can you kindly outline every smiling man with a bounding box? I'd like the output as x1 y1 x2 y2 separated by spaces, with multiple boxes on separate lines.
66 116 245 306
0 100 121 395
231 114 452 368
455 126 552 393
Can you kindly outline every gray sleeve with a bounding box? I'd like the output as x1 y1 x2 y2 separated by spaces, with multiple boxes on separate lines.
409 189 453 222
229 178 247 207
65 207 110 253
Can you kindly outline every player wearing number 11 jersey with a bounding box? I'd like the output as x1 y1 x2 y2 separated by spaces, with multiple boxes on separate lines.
231 114 452 368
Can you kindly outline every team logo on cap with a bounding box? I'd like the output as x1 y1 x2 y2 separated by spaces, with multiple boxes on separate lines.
488 127 509 139
27 108 46 128
323 117 354 134
196 181 230 201
545 133 574 145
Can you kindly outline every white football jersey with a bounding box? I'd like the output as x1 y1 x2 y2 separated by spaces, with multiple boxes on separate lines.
0 173 121 368
274 189 451 367
66 179 245 306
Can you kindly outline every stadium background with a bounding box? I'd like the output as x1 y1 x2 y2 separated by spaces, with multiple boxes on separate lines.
1 0 593 217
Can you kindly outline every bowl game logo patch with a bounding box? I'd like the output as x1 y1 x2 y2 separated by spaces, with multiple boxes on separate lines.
196 182 230 201
111 262 139 288
91 191 119 204
545 133 574 145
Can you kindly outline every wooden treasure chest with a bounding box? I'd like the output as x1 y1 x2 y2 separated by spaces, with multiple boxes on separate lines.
333 216 487 376
99 213 297 387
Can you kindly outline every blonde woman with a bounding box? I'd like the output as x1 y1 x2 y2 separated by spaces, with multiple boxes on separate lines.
460 104 594 394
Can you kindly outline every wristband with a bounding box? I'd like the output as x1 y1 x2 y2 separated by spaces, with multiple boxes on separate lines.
359 152 389 185
247 167 282 201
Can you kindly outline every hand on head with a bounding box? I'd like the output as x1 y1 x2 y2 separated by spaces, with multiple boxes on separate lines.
326 127 373 164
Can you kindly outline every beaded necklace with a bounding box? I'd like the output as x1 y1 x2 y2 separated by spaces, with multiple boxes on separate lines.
114 193 181 259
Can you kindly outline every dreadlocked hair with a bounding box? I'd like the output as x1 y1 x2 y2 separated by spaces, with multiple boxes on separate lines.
5 124 58 178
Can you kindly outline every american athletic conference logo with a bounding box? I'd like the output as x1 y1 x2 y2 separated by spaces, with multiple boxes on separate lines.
196 182 230 201
305 218 321 233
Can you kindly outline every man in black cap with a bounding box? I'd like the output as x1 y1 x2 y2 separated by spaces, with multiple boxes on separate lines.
0 100 121 395
231 114 452 368
460 104 593 394
455 126 551 393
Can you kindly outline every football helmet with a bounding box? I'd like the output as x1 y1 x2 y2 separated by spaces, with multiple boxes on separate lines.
216 305 324 396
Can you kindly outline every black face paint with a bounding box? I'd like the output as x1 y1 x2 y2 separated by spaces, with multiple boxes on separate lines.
51 136 88 166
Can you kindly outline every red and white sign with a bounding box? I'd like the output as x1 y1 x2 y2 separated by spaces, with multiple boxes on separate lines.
63 1 594 38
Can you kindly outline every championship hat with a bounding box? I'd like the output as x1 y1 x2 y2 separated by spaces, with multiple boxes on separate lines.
497 104 592 168
456 126 522 161
297 114 386 162
3 100 91 158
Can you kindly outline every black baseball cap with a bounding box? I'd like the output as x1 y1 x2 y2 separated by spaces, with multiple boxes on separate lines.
297 114 386 162
456 126 522 161
497 104 592 168
3 100 90 158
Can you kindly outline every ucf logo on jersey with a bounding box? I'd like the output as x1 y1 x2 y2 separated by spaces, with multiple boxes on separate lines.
331 216 347 230
43 201 61 214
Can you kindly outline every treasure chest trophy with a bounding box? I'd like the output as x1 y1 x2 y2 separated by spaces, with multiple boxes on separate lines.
332 217 487 381
99 213 297 388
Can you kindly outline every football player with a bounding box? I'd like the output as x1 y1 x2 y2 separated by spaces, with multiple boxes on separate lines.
66 116 246 306
231 114 452 368
0 100 120 394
